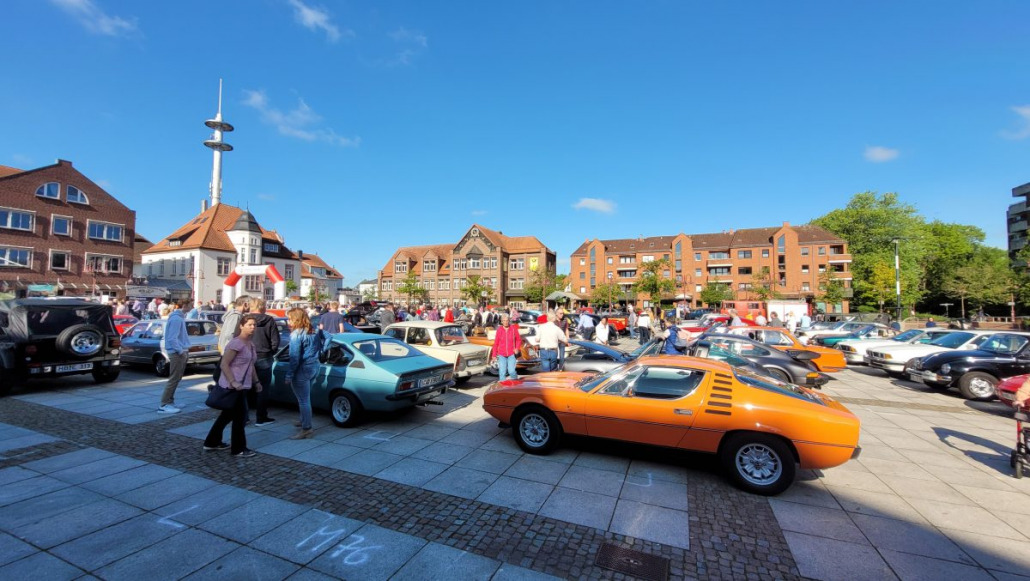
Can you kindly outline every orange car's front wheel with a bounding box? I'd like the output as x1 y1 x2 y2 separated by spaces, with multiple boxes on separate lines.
721 433 796 496
512 406 561 455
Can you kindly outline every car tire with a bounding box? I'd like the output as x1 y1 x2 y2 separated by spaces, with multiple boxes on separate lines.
720 432 796 496
767 368 791 383
92 367 120 383
958 371 997 401
153 356 170 377
56 324 105 359
511 406 561 455
329 390 362 428
1017 457 1024 479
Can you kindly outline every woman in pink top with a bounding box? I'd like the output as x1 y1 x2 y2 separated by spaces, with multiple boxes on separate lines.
204 314 261 457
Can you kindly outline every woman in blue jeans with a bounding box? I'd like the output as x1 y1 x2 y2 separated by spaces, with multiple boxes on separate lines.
286 308 324 440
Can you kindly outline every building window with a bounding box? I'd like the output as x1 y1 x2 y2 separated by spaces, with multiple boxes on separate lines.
457 259 467 270
738 266 753 275
642 255 655 263
579 286 586 293
440 280 449 290
674 260 681 271
801 247 809 256
249 248 257 263
50 251 69 271
217 257 232 276
738 282 752 290
284 264 294 279
607 257 613 264
619 256 636 264
777 235 786 254
66 186 88 204
801 265 809 274
737 250 752 259
818 264 826 273
675 242 682 255
590 277 596 286
52 215 71 236
427 279 435 290
579 258 585 266
709 267 731 276
469 257 481 269
244 275 262 292
590 248 595 262
762 249 770 258
509 258 524 270
802 282 811 291
85 254 121 274
491 277 497 288
694 252 701 260
488 257 497 269
818 246 826 255
87 220 122 241
36 182 60 199
710 251 730 260
0 247 31 268
423 260 437 272
510 278 524 289
394 261 408 273
695 268 702 276
0 208 34 231
263 242 280 253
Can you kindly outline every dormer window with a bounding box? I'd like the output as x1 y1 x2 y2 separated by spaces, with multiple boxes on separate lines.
169 240 182 247
35 182 59 199
66 186 88 204
263 242 280 253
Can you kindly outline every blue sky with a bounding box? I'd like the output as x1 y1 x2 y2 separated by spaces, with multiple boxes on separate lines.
3 1 1030 285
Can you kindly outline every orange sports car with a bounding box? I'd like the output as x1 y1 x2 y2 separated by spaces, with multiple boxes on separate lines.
718 326 847 372
483 355 860 495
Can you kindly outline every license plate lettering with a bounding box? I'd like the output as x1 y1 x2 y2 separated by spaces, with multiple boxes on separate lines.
418 375 442 388
56 363 93 373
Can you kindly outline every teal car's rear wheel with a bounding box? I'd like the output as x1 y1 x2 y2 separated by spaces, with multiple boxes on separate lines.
329 390 362 428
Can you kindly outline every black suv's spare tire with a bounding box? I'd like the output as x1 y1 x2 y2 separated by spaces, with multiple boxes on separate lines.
56 324 105 358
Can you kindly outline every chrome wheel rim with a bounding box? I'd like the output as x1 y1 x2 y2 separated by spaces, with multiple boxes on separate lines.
332 396 351 422
968 377 995 398
735 443 782 486
155 358 168 375
519 413 549 448
71 331 102 355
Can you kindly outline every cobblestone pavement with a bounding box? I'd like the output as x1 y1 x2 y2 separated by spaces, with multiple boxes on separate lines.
0 339 1029 579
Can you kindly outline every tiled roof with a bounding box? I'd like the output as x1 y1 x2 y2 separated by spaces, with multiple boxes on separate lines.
571 225 844 255
381 243 455 273
301 253 343 280
144 204 298 258
0 165 23 178
473 224 550 253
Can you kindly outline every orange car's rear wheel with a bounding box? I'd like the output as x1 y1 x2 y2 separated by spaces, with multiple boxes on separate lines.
512 406 561 454
721 433 796 496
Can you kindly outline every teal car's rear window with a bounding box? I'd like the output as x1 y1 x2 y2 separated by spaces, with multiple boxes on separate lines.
351 338 422 362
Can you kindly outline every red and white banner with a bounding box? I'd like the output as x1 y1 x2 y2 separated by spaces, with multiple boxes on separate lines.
222 264 286 306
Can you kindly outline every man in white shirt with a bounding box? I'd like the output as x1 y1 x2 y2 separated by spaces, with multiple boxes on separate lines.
537 310 569 371
755 312 768 326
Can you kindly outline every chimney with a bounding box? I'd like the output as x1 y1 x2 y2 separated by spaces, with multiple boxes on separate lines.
298 250 304 261
783 221 790 228
201 199 208 213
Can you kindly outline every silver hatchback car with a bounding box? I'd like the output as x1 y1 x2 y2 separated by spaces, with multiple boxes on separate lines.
120 319 220 376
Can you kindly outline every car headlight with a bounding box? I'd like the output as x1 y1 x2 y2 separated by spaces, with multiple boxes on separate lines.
882 353 892 360
839 345 854 353
941 363 951 374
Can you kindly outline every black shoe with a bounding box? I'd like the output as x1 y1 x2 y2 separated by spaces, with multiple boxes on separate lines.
203 442 230 451
233 449 256 458
255 417 276 426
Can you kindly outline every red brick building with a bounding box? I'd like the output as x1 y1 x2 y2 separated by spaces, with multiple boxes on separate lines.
0 160 137 298
570 223 852 313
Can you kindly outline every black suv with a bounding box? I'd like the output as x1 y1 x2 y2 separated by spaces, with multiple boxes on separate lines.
0 298 122 394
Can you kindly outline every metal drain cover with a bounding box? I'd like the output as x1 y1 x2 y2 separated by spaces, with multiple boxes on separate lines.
594 543 669 581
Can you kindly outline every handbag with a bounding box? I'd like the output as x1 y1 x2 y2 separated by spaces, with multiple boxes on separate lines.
206 384 239 410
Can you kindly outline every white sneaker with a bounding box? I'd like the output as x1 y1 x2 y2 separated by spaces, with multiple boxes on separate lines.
157 404 181 414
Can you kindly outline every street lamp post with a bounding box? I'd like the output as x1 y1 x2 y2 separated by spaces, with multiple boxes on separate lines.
893 238 902 322
607 271 613 314
940 303 953 319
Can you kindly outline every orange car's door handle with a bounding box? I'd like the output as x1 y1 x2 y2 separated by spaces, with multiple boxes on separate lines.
674 409 692 416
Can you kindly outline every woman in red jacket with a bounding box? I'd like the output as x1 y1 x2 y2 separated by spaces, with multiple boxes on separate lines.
490 314 523 382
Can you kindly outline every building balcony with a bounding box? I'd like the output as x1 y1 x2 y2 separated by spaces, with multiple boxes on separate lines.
706 261 733 268
1010 220 1028 234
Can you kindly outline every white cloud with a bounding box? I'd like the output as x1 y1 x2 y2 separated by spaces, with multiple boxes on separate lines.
50 0 138 37
257 193 276 201
242 89 360 147
380 27 428 66
572 198 616 214
470 210 487 216
864 146 899 163
287 0 350 42
1002 105 1030 140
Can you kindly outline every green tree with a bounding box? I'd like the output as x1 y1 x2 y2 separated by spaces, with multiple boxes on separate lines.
591 282 622 311
361 286 377 301
943 251 1013 317
749 267 780 301
461 274 494 306
818 271 847 309
632 259 675 307
525 270 561 304
285 279 298 295
854 260 896 313
699 282 733 307
395 272 428 305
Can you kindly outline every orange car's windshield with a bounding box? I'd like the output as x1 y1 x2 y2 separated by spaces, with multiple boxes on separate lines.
733 367 824 404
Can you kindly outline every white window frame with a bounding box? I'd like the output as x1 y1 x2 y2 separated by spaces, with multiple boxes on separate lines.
0 246 32 268
49 249 70 271
0 207 35 232
263 242 280 253
51 214 72 236
66 185 89 205
395 261 408 273
84 253 122 274
35 182 59 199
217 257 233 276
86 220 124 242
642 255 655 263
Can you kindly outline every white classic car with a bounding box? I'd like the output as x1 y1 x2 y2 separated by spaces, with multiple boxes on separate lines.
836 328 953 365
865 330 995 377
382 321 491 385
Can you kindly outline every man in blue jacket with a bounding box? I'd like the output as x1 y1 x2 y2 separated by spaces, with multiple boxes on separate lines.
158 304 191 414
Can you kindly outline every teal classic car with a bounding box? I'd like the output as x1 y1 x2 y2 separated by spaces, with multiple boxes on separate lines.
268 334 454 427
811 324 896 348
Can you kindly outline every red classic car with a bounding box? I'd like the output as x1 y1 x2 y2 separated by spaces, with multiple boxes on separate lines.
997 374 1028 408
113 315 139 335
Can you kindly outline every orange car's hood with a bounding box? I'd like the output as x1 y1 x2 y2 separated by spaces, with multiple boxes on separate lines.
488 371 591 392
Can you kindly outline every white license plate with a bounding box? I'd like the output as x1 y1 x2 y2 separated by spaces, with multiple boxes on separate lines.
467 359 483 367
908 372 922 381
56 363 93 373
418 375 442 388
